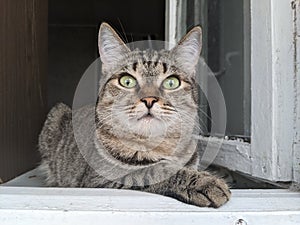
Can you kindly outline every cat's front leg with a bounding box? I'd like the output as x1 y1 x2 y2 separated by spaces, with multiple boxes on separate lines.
144 168 231 208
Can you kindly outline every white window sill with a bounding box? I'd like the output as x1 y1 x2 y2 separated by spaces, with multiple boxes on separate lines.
1 169 300 225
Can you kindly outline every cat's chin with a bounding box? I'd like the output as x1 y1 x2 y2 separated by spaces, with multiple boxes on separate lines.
137 114 156 123
126 117 168 138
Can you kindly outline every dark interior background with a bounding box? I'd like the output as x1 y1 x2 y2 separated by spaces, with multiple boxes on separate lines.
48 0 165 109
0 0 47 183
0 0 250 183
0 0 165 182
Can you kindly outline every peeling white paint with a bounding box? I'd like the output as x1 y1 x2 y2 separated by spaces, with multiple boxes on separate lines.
0 185 300 225
198 136 252 174
292 0 300 183
202 0 298 182
250 0 295 181
167 0 298 183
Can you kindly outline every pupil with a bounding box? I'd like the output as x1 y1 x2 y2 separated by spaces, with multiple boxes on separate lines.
125 79 130 86
169 80 174 87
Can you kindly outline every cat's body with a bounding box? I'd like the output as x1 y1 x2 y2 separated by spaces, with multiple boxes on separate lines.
38 23 230 208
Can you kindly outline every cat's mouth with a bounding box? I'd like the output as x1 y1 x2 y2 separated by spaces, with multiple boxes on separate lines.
137 112 156 122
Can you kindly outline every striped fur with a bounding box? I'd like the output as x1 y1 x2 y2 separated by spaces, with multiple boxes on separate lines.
38 23 230 208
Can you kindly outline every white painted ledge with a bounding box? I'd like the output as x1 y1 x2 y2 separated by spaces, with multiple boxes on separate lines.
3 168 46 187
1 169 300 225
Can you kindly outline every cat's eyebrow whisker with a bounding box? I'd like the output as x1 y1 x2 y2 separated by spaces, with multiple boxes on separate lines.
117 18 129 44
130 33 134 48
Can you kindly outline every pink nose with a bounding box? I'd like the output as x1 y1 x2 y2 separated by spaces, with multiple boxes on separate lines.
141 96 159 109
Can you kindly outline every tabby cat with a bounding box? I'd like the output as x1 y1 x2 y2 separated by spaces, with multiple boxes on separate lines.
38 23 230 208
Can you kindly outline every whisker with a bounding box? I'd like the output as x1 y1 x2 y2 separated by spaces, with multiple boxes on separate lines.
173 110 204 133
161 111 174 115
161 107 176 112
198 106 213 123
172 103 213 132
117 18 129 44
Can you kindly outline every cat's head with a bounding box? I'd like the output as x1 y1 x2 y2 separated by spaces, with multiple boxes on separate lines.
96 23 201 153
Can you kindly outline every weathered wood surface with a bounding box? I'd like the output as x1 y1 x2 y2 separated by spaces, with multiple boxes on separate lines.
0 0 48 182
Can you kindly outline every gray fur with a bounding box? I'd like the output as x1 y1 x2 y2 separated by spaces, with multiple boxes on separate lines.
38 23 230 208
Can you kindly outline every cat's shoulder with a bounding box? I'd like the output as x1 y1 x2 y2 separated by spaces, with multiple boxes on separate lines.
46 102 71 125
41 103 71 136
38 103 72 155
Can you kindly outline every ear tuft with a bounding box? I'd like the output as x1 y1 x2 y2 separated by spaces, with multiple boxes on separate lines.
98 23 130 66
172 26 202 72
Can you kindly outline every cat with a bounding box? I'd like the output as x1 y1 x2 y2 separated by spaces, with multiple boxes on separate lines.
38 22 230 208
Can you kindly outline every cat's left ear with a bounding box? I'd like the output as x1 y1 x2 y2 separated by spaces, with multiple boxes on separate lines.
98 22 130 66
171 26 202 71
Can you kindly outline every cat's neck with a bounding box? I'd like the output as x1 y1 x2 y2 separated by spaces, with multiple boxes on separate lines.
96 124 183 165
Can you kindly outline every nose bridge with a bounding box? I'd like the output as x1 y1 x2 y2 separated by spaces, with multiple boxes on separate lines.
139 87 159 98
138 77 160 108
138 79 160 98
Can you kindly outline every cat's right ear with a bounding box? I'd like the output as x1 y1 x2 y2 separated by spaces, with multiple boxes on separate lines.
98 23 130 66
171 26 202 73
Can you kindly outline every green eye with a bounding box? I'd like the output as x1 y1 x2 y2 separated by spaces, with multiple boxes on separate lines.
162 76 180 90
119 74 137 88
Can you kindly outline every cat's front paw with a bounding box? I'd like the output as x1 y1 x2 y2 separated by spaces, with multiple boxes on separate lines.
186 171 231 208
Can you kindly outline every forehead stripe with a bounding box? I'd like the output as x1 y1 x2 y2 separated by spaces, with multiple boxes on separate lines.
162 63 168 73
132 62 138 71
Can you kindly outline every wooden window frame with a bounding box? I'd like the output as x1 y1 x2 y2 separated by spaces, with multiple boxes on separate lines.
166 0 300 182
